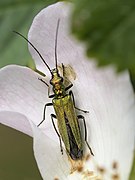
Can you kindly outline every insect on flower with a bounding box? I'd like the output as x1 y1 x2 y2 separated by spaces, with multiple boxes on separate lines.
13 19 94 160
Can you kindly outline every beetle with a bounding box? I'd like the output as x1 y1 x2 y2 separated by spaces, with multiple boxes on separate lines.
13 19 94 160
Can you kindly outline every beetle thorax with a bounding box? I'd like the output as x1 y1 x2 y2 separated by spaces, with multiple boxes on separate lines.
50 69 66 97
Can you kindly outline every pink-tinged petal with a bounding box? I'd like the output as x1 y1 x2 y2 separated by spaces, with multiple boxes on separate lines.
0 111 32 136
0 65 53 136
28 2 74 77
28 2 135 179
31 121 99 180
30 122 71 179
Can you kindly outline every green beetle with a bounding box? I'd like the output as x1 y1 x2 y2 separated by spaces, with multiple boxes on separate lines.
13 19 94 160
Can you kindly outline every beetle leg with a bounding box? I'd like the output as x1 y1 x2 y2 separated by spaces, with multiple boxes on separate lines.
38 78 55 98
38 78 50 97
69 91 89 113
61 63 65 77
49 94 55 98
77 115 94 156
37 103 53 127
38 78 49 87
51 114 63 155
65 83 73 91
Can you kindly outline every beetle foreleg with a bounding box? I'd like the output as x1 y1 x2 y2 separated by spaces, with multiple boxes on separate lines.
37 103 53 127
51 114 63 155
69 91 89 113
77 115 94 156
49 94 55 98
38 78 49 87
38 78 51 98
61 63 65 77
38 78 56 98
65 83 73 91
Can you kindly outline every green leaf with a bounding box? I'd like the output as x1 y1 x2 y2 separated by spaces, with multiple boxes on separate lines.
129 150 135 180
0 0 57 68
72 0 135 71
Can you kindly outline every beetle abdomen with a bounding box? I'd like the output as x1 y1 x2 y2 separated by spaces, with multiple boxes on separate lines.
65 117 83 160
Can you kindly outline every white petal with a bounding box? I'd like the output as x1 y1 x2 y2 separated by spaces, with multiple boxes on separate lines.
0 65 54 137
0 111 32 136
28 2 74 77
29 2 135 179
30 121 71 179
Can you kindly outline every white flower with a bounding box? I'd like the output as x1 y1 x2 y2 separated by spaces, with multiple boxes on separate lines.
0 2 135 180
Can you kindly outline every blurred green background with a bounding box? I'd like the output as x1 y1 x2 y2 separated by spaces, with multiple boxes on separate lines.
0 125 42 180
0 0 56 68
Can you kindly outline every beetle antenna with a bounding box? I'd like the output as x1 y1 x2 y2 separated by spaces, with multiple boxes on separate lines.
55 19 60 71
13 31 52 74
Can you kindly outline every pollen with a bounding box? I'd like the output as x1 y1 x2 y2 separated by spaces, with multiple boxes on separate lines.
111 173 120 180
69 157 84 174
54 177 59 180
97 166 106 174
85 154 91 161
82 170 102 180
